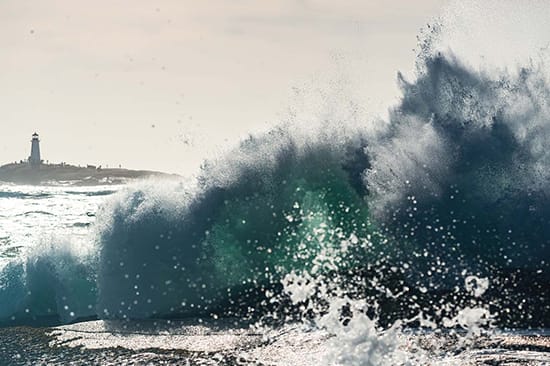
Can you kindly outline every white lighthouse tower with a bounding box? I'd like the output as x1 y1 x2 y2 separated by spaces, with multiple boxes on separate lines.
29 132 41 166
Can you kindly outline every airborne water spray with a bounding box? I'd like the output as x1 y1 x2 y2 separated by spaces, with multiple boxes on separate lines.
1 2 549 365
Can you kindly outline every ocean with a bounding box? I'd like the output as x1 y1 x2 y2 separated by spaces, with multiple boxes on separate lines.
2 26 550 366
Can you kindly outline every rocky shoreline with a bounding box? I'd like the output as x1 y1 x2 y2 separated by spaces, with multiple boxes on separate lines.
1 320 548 365
0 163 178 186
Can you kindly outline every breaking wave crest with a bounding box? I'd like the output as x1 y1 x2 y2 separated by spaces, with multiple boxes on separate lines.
0 51 549 329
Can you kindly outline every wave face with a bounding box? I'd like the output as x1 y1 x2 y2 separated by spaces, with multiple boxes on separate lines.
0 240 97 326
96 131 372 320
1 53 549 328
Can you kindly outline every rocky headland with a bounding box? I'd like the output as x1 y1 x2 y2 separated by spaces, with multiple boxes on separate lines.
0 163 178 186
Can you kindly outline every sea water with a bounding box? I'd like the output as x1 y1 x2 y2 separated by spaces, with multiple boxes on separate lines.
0 184 116 268
0 184 118 326
0 177 547 364
2 7 550 366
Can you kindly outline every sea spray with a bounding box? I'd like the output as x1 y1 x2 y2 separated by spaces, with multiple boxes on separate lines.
0 33 549 330
2 54 549 326
279 236 497 365
366 44 550 327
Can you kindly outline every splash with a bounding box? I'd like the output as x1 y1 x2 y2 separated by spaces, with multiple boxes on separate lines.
0 236 96 325
0 4 549 338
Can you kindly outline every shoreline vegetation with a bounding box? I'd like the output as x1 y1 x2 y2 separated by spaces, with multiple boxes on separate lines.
0 162 178 186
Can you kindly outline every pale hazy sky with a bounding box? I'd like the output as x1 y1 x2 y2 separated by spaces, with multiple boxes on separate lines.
1 1 446 174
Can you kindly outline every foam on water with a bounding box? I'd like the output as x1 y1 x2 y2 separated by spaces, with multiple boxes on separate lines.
1 3 550 364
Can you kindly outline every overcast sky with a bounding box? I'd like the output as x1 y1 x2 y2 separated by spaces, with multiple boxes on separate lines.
1 1 447 174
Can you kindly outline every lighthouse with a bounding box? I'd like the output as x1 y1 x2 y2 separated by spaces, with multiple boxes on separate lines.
29 132 41 166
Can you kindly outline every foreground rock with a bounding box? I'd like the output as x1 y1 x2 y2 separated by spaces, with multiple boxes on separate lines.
0 320 548 365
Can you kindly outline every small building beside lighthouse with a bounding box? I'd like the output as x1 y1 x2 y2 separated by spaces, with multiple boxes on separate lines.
29 132 41 166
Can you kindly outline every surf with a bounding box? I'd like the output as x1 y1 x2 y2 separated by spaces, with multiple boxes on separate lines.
1 22 549 333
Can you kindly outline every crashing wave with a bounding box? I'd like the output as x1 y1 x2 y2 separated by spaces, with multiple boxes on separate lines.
1 51 549 328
